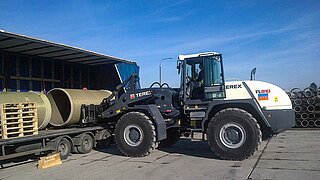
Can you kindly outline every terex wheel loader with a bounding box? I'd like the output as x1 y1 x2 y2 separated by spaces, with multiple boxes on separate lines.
82 52 295 160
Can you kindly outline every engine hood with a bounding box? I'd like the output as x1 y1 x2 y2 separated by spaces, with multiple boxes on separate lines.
225 81 292 110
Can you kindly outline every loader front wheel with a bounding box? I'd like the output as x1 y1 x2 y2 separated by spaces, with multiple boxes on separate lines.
115 112 157 157
207 108 261 161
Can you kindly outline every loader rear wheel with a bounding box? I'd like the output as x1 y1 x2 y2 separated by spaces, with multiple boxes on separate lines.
158 128 180 148
115 112 157 157
207 108 261 161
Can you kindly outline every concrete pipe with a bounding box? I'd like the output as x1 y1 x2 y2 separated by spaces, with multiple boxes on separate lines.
301 106 308 112
308 120 315 128
0 92 51 129
315 113 320 119
301 120 309 128
47 88 112 127
286 92 291 98
294 106 302 113
290 92 303 99
301 98 307 105
301 113 308 120
295 120 302 128
307 105 315 112
307 98 315 105
315 106 320 112
290 93 297 99
303 87 316 98
295 113 301 119
293 99 302 106
315 120 320 128
308 113 315 119
289 88 302 99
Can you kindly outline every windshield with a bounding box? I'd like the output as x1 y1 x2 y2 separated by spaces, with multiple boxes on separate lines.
203 55 223 86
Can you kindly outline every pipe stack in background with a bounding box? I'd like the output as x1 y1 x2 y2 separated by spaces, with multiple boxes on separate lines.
288 83 320 128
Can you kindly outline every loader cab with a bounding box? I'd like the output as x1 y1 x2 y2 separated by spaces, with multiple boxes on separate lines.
177 52 226 102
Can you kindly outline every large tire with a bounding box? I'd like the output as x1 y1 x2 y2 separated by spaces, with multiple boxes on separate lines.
56 138 71 160
76 133 94 154
114 112 157 157
158 128 180 148
207 108 261 161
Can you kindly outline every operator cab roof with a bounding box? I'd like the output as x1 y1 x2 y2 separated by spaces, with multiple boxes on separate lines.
178 52 221 60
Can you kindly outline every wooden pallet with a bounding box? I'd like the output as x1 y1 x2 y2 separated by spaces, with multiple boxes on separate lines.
0 102 38 139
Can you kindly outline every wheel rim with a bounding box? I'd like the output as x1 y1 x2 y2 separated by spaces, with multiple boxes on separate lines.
124 125 143 147
219 123 246 149
58 142 67 156
83 136 91 150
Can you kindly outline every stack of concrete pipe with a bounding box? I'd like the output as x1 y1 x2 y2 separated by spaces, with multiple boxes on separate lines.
0 89 111 130
288 83 320 128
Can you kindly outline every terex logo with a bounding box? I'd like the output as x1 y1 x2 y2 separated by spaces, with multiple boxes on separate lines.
226 84 242 89
255 89 271 94
130 90 152 99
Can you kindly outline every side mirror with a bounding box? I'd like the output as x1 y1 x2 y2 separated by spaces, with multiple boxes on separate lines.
177 61 181 74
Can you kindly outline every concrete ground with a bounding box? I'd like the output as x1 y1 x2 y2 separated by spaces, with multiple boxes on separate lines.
0 129 319 180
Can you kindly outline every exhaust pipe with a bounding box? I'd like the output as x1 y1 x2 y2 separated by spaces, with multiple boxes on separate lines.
47 88 111 127
301 120 309 128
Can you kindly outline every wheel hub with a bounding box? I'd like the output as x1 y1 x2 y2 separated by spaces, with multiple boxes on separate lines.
58 143 66 154
83 138 90 149
124 125 143 147
219 123 246 149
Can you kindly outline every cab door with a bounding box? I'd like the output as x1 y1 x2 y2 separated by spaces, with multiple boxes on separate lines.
203 55 226 99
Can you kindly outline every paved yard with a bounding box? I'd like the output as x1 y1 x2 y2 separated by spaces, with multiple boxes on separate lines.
0 129 319 180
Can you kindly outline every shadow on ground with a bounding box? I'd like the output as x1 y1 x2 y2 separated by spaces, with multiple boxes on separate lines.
0 155 38 169
95 138 220 160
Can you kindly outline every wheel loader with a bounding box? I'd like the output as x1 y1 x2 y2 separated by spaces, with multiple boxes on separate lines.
82 52 295 160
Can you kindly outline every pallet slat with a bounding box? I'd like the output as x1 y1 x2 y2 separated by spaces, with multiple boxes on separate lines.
0 102 38 139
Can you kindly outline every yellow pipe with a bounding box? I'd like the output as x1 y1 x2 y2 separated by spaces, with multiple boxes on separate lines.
0 92 52 129
47 88 112 127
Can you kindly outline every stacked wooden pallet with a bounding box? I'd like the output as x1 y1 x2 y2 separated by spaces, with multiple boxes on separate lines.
0 102 38 139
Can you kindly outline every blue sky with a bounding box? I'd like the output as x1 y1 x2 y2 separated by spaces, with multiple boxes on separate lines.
0 0 319 90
